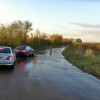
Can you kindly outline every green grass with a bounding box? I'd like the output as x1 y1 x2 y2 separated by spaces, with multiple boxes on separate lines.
62 45 100 79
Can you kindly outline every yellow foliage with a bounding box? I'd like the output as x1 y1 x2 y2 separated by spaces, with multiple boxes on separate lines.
49 34 63 45
85 48 93 56
95 44 100 51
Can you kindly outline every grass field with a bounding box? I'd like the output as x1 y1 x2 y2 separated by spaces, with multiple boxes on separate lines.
62 45 100 79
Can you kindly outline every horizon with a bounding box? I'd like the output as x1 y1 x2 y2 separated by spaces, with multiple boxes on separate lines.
0 0 100 42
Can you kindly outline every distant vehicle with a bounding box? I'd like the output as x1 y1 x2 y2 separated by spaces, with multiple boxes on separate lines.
14 45 34 57
0 46 16 68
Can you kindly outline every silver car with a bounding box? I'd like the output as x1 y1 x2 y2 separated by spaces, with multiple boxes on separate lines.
0 46 16 68
14 45 34 57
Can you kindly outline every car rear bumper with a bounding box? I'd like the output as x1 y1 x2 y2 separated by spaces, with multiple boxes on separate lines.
16 52 27 56
0 60 15 66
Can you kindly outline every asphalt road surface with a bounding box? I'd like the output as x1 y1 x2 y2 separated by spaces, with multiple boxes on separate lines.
0 48 100 100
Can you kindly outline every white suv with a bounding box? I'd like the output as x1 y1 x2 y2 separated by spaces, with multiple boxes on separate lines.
0 46 16 68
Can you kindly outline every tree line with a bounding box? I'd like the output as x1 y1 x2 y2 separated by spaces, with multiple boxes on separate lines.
0 20 99 51
0 20 74 49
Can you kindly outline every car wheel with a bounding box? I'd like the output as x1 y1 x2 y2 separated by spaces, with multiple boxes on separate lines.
33 53 34 56
31 52 34 56
26 53 28 57
10 65 14 69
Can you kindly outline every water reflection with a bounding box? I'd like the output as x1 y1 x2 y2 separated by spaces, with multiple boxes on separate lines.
16 55 40 75
16 56 38 65
17 48 66 78
19 61 25 73
36 51 45 54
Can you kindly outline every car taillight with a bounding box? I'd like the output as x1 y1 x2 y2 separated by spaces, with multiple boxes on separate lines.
6 56 13 60
0 48 4 50
21 50 26 53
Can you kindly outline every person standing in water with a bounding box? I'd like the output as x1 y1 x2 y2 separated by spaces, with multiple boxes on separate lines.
49 45 52 55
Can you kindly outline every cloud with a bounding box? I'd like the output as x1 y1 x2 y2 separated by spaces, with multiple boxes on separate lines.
68 22 100 29
59 21 100 42
34 20 100 42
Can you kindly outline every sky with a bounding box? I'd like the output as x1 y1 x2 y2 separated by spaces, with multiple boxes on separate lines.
0 0 100 42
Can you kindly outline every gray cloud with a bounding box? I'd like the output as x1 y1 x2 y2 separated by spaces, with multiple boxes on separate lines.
68 22 100 29
41 21 100 42
79 29 100 34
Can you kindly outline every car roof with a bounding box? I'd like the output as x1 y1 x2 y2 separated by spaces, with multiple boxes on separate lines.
16 45 27 47
0 46 11 48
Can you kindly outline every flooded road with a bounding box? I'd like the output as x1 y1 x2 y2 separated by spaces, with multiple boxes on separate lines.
0 48 100 100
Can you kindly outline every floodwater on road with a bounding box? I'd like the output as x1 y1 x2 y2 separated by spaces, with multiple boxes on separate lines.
0 48 100 100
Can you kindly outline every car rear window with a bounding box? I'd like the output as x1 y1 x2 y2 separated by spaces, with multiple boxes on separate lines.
15 46 26 50
0 48 11 53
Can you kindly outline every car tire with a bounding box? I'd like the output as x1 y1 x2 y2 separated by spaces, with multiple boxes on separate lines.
33 53 34 56
10 65 14 69
31 51 34 56
25 53 28 57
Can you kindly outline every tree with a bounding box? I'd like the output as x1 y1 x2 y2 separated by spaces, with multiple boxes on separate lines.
49 34 63 46
75 38 82 52
62 38 74 45
0 20 33 47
